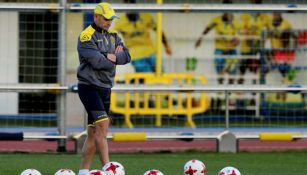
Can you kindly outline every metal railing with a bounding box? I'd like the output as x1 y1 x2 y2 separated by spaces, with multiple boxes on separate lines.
1 3 307 12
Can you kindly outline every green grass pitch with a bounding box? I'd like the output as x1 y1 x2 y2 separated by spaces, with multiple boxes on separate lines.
1 151 307 175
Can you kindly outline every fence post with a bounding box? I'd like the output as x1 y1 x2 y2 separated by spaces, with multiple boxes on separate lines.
218 130 237 153
225 90 229 130
57 0 67 152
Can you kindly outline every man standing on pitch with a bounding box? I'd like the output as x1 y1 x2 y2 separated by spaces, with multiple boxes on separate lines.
76 2 131 175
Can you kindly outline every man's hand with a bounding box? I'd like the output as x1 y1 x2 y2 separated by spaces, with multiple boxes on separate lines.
115 46 123 54
107 53 116 63
195 38 202 48
165 45 172 56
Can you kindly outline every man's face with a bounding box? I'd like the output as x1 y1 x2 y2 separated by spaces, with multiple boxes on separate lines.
95 14 113 31
272 13 282 27
222 13 233 23
273 13 281 21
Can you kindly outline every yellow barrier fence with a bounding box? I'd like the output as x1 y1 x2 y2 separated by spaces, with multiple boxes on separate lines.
259 132 302 141
112 132 147 142
111 73 210 128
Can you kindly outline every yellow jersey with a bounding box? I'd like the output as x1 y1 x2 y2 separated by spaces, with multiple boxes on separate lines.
239 13 270 53
208 15 240 51
268 18 292 49
113 13 156 60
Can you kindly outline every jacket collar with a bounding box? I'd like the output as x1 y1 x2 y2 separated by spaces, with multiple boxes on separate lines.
91 23 107 33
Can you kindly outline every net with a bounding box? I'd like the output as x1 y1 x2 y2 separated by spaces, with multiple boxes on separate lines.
0 1 306 137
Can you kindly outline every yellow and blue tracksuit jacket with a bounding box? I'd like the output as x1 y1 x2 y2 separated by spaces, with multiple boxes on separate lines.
77 23 131 88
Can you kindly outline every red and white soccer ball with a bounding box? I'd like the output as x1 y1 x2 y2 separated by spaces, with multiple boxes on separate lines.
90 169 107 175
102 161 125 175
184 159 206 175
54 169 76 175
143 169 164 175
218 166 241 175
20 169 42 175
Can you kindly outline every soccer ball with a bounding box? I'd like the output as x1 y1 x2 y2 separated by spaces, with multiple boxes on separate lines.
102 161 125 175
218 166 241 175
143 169 164 175
184 159 206 175
20 169 42 175
90 170 107 175
54 169 76 175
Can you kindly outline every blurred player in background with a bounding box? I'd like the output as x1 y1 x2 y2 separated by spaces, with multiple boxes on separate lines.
195 11 240 110
195 12 240 85
267 13 296 79
267 12 297 101
238 0 270 85
76 2 131 175
237 11 270 107
113 0 172 73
